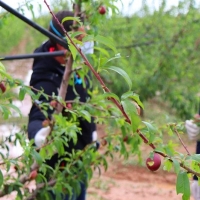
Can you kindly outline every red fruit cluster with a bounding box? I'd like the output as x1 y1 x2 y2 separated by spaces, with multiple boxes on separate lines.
146 153 161 172
98 5 106 15
0 82 6 93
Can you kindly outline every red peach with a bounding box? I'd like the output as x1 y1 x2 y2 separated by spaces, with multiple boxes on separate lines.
146 153 161 172
98 6 106 15
0 82 6 93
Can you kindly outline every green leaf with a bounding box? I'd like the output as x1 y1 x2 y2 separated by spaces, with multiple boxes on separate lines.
54 139 65 156
121 92 144 109
19 87 26 101
70 31 85 39
190 154 200 163
69 43 77 60
121 99 141 132
172 158 180 174
61 16 82 25
163 159 173 171
106 66 132 90
105 53 121 64
0 68 12 79
101 92 120 102
94 47 110 57
80 110 91 122
94 35 116 53
142 121 157 134
31 150 43 165
142 121 157 143
9 104 22 117
0 170 3 188
176 171 190 200
82 35 94 43
0 62 5 71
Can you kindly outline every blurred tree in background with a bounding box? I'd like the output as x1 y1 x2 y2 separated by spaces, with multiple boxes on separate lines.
1 0 200 119
97 0 200 119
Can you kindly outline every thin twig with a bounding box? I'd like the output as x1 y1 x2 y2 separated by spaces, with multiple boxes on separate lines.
174 127 191 156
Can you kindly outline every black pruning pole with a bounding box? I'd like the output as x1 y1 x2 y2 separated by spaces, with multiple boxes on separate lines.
0 51 66 61
0 1 69 50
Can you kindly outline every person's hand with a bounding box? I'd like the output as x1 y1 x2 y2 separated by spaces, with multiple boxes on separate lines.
92 130 100 150
92 131 97 141
191 180 200 200
81 41 94 55
34 126 51 148
185 119 200 141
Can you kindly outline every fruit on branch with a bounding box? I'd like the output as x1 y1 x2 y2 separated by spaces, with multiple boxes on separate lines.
29 170 38 180
66 103 72 109
14 165 18 171
123 136 129 142
50 100 58 108
98 5 106 15
146 153 161 171
42 119 50 127
0 82 6 93
101 139 107 146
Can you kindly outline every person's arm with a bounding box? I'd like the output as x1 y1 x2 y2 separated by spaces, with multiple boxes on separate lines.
185 114 200 141
185 114 200 199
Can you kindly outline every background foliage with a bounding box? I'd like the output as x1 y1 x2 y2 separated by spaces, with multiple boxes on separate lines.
0 0 200 199
1 0 200 119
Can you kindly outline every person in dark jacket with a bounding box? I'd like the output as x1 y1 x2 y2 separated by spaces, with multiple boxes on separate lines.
185 115 200 200
27 10 97 200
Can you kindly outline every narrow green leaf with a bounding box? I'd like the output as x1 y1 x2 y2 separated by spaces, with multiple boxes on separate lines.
121 91 134 100
121 92 144 109
121 99 141 132
172 158 180 174
82 35 94 43
142 121 157 134
94 35 116 52
101 92 120 102
54 139 65 156
31 150 43 165
69 43 77 60
9 104 21 117
61 16 82 25
105 53 121 64
106 66 132 90
0 69 12 79
80 110 91 122
163 159 173 171
190 154 200 163
94 47 110 57
70 31 85 39
0 170 3 188
176 171 190 200
0 62 5 71
142 121 157 143
19 87 25 101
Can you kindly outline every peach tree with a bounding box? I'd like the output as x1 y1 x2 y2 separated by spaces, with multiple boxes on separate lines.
0 0 199 200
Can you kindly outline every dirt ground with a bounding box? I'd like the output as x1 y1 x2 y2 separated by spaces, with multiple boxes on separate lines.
1 49 197 200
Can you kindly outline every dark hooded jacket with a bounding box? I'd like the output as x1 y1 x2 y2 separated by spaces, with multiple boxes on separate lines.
28 40 96 167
